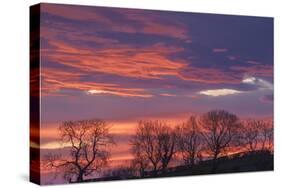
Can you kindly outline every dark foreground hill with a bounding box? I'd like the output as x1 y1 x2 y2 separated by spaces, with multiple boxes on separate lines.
86 150 273 182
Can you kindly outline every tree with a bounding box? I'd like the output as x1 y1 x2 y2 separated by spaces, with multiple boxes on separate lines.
157 124 177 172
131 143 150 178
260 120 273 152
240 120 261 152
176 116 203 168
199 110 241 172
44 119 114 183
130 121 176 176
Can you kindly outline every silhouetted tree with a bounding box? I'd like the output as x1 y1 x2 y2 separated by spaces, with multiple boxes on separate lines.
44 119 114 183
131 143 149 177
176 116 203 168
157 125 177 172
199 110 241 172
260 120 273 152
131 121 176 176
240 120 261 152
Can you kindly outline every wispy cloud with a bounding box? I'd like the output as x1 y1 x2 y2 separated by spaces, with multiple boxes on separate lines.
41 68 153 98
41 3 190 41
160 93 177 97
179 67 241 84
43 40 185 80
212 48 228 53
242 76 273 90
230 65 273 77
44 40 245 86
40 3 273 100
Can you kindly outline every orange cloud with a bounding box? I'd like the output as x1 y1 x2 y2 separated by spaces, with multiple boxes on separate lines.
179 66 241 84
43 40 244 88
42 40 186 80
41 67 153 98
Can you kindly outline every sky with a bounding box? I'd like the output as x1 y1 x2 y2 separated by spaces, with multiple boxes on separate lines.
38 3 273 182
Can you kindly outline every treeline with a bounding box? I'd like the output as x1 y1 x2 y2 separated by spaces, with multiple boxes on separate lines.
105 110 273 178
44 110 273 183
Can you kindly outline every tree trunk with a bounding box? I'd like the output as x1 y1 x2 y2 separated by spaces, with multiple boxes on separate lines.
76 171 84 182
152 164 158 177
212 152 219 173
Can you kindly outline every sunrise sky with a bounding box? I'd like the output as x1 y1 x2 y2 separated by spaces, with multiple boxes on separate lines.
38 3 273 180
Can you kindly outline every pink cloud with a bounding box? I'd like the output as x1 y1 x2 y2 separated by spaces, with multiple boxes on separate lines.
212 48 228 53
41 3 191 41
230 65 273 77
41 67 153 98
247 60 261 65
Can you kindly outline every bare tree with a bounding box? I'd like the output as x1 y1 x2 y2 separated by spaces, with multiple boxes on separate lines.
176 116 203 168
131 121 176 176
131 143 149 177
131 121 161 176
44 119 114 183
199 110 241 172
260 120 273 152
157 124 177 172
240 120 261 152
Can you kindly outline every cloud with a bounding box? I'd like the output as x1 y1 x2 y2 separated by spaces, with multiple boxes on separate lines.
160 93 177 97
43 40 186 79
179 67 241 84
242 76 273 90
242 76 257 84
260 94 273 103
230 65 273 77
86 88 153 98
44 40 245 86
41 68 153 98
212 48 228 53
199 89 243 97
247 60 261 65
40 3 273 99
41 3 112 24
115 9 190 40
41 3 190 41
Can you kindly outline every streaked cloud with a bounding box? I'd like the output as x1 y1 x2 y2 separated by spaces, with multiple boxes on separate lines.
41 68 153 98
247 60 261 65
212 48 228 53
43 40 185 80
41 3 190 41
160 93 177 97
230 65 273 77
179 66 241 84
86 88 153 98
